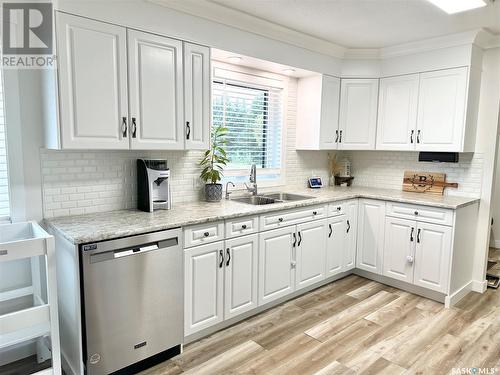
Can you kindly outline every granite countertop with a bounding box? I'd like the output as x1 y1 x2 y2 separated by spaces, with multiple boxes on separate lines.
44 186 479 245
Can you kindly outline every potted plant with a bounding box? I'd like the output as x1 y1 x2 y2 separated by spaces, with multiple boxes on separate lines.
199 124 230 202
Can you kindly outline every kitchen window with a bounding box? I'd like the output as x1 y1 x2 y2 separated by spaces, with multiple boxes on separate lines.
212 77 283 184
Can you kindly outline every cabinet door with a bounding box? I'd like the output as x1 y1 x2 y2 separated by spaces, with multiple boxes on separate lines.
416 67 468 152
258 227 295 305
344 200 358 271
128 30 184 150
414 222 452 293
338 79 379 150
184 241 224 335
376 74 419 151
296 220 327 289
319 75 341 150
383 217 415 283
224 234 258 320
356 199 385 274
326 216 346 277
56 13 129 149
184 43 211 150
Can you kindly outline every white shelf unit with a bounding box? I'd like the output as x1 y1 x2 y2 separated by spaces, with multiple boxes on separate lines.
0 222 61 374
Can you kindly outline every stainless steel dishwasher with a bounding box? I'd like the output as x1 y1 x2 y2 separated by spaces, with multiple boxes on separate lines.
80 228 183 375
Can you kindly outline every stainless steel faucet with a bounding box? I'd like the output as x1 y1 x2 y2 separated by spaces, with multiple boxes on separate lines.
244 164 258 196
225 181 235 200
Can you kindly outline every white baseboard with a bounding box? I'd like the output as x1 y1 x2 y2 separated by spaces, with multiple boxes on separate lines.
445 281 473 308
471 279 488 293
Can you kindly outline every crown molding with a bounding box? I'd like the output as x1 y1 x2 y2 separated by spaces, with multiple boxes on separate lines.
149 0 347 58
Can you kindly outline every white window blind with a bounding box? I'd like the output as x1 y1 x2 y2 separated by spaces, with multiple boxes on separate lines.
0 69 10 218
213 79 283 177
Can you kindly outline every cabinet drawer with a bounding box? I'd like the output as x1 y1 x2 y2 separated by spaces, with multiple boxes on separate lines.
184 221 225 248
259 205 327 231
386 202 453 226
328 202 345 216
225 216 259 238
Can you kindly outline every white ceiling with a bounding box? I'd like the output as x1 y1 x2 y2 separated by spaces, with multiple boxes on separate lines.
208 0 500 49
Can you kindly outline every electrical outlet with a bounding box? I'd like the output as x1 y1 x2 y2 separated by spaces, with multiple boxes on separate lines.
193 177 203 189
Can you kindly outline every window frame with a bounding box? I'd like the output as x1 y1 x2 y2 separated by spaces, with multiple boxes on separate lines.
212 63 286 187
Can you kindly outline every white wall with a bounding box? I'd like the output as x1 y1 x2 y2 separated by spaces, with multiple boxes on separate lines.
490 134 500 249
345 151 484 198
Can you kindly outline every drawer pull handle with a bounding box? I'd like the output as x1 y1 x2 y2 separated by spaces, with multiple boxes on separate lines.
219 250 224 268
298 231 302 246
410 227 414 242
417 228 421 243
328 224 333 238
226 248 231 266
414 211 419 216
204 232 210 237
278 217 284 222
347 220 350 234
241 224 247 229
293 232 297 247
313 211 317 216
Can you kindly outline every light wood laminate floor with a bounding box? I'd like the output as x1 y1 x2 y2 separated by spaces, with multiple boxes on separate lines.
141 275 500 375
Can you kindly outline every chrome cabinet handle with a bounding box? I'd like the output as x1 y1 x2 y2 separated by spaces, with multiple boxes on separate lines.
328 224 333 238
417 228 421 243
131 117 137 138
122 117 127 137
410 130 414 144
347 220 350 233
186 121 191 140
226 248 231 266
219 250 224 268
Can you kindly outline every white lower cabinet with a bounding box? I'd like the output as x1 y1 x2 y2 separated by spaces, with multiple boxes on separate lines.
383 217 415 283
356 199 386 274
326 216 346 276
296 220 327 290
413 222 452 293
224 234 259 319
258 227 296 305
184 241 224 336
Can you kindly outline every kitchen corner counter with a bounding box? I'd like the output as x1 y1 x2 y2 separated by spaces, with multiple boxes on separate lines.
44 186 479 245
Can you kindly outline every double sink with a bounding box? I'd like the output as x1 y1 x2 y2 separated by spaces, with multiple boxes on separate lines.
232 192 314 205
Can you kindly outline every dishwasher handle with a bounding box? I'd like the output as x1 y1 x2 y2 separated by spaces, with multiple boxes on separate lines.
113 244 159 259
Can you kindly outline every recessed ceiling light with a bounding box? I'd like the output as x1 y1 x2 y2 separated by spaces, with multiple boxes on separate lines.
282 68 296 75
425 0 487 14
227 56 242 63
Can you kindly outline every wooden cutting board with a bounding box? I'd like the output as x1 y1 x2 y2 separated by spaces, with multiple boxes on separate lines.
402 171 458 195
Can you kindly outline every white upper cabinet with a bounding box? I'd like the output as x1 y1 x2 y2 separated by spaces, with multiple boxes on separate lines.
184 43 211 150
296 75 340 150
128 30 184 150
338 79 379 150
376 74 419 151
56 13 129 149
50 12 211 150
416 67 468 152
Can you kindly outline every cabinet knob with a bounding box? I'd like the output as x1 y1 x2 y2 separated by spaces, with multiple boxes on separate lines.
241 224 247 229
278 217 283 222
337 206 341 211
204 232 210 237
312 211 317 215
406 255 414 264
414 211 419 216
